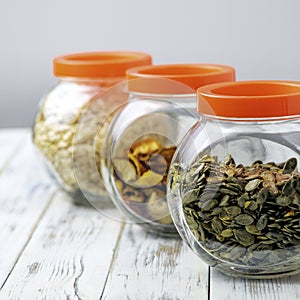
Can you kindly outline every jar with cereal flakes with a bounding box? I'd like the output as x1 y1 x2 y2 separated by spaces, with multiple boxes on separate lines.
101 64 235 235
33 51 152 205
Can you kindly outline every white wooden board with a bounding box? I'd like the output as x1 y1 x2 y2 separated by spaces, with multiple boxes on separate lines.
0 128 28 171
0 134 57 289
0 191 123 300
210 266 300 300
1 129 300 300
102 224 209 300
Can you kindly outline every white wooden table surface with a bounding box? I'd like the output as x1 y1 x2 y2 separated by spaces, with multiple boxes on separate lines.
0 128 300 300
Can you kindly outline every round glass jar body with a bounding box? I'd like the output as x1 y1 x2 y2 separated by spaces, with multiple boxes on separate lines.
33 51 152 205
168 81 300 277
101 64 235 235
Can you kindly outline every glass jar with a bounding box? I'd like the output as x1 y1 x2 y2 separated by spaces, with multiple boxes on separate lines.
33 51 152 205
101 64 235 235
168 80 300 277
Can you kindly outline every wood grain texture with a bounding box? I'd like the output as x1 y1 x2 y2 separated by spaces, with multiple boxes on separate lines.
0 191 123 300
0 133 57 289
2 129 300 300
102 224 209 300
0 128 28 171
210 268 300 300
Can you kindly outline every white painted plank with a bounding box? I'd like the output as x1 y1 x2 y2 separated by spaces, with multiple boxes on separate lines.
0 128 29 170
0 133 57 289
210 268 300 300
0 191 123 300
102 224 209 300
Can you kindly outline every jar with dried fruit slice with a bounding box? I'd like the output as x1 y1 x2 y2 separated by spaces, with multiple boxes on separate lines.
101 64 235 234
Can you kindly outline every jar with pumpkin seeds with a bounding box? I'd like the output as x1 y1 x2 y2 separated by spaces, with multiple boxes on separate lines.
168 80 300 277
101 64 235 235
33 51 152 205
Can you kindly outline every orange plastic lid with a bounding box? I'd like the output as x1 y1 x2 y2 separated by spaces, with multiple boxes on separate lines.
197 81 300 118
126 64 235 94
53 51 152 78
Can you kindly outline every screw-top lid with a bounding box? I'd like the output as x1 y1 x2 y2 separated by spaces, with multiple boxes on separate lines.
53 51 152 78
197 80 300 118
126 64 236 94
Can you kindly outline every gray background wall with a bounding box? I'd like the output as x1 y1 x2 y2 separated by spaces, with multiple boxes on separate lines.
1 0 300 128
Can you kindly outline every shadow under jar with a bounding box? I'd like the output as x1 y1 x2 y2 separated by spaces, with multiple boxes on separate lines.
168 80 300 277
33 51 152 206
101 64 235 235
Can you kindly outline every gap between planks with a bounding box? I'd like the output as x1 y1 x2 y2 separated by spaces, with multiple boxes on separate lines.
0 190 57 291
99 222 125 300
0 131 58 291
0 192 125 300
101 224 209 300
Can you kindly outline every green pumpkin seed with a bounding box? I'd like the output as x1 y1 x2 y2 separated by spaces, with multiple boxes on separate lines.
245 225 261 235
221 228 234 237
276 195 292 207
257 187 269 204
237 193 249 208
283 157 297 174
225 206 242 217
234 229 255 247
235 214 255 225
245 179 261 192
211 217 223 234
256 215 268 231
